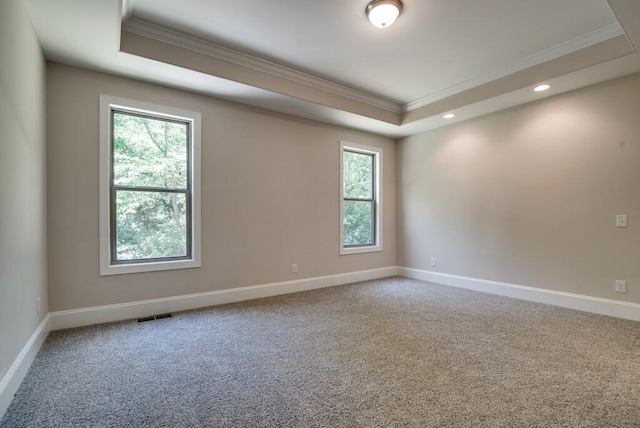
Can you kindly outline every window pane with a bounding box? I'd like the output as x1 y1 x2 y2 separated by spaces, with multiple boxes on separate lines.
343 151 373 199
113 112 188 188
115 190 187 261
343 200 374 246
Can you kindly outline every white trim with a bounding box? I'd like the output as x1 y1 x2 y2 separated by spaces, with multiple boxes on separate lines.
0 315 50 419
99 95 202 276
50 267 397 330
339 141 383 256
120 0 133 22
121 18 402 114
404 23 626 111
397 267 640 322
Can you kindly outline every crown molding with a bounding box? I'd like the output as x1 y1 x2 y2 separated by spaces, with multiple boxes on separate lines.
404 23 626 112
121 16 626 119
122 18 402 114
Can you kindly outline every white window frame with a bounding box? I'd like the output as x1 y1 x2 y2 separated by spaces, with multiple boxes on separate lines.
99 95 201 275
340 141 383 255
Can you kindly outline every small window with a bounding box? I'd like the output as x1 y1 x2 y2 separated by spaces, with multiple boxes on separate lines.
99 95 201 275
340 141 383 255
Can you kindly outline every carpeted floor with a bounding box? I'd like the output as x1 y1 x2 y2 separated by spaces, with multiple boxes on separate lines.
2 277 640 427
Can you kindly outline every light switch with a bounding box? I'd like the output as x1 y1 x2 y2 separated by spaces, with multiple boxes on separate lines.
616 215 628 228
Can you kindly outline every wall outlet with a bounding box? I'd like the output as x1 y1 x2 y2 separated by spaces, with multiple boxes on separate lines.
616 215 628 228
291 264 298 273
615 280 627 293
36 297 41 316
430 257 436 266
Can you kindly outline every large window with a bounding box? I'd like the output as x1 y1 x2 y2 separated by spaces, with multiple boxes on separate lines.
340 141 382 255
100 95 201 275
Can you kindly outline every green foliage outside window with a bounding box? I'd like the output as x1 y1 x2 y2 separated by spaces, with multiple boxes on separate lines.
343 150 375 246
112 112 189 261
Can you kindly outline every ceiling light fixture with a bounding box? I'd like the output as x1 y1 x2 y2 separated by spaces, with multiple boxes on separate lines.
443 113 455 119
534 84 551 92
366 0 403 28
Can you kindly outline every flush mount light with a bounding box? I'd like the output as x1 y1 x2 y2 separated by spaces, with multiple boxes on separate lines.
443 113 455 119
366 0 403 28
534 84 551 92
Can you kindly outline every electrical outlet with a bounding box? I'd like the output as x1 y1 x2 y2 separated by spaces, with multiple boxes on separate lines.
616 215 628 228
430 257 436 266
36 297 41 316
615 280 627 293
291 264 298 273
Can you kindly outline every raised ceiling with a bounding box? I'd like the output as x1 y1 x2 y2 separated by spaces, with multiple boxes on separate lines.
23 0 640 137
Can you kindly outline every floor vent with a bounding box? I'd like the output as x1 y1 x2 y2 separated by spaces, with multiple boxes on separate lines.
137 313 173 323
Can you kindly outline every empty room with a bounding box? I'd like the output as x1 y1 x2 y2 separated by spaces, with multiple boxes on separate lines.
1 0 639 426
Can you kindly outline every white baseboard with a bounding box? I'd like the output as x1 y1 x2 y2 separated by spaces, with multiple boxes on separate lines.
398 267 640 321
50 266 398 330
0 315 50 419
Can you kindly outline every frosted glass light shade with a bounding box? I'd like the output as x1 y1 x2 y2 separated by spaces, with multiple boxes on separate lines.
366 0 403 28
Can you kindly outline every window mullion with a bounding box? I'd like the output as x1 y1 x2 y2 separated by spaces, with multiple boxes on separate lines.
343 197 374 202
113 186 188 193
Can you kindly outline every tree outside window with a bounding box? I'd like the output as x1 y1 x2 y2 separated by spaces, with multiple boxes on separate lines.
112 111 190 262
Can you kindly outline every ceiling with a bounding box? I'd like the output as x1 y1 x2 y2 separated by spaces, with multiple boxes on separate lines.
23 0 640 137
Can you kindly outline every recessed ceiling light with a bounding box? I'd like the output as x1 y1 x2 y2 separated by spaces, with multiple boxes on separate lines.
534 84 551 92
366 0 403 28
443 113 455 119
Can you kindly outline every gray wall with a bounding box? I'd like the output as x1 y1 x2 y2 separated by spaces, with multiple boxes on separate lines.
47 63 396 312
398 74 640 303
0 0 47 381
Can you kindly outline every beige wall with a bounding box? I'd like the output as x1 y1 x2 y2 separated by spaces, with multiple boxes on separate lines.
0 0 47 381
398 74 640 303
47 63 396 312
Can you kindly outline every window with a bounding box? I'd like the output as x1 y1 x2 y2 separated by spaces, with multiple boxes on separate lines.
99 95 201 275
340 141 382 255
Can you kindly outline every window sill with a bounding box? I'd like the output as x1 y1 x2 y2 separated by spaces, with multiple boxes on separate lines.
340 245 383 256
99 258 201 276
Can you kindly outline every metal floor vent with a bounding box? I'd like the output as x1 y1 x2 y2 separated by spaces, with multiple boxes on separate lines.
137 313 173 323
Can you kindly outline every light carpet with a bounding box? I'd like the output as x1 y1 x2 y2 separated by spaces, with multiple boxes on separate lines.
2 277 639 427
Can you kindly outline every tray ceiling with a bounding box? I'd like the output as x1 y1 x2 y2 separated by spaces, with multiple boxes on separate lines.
24 0 640 137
